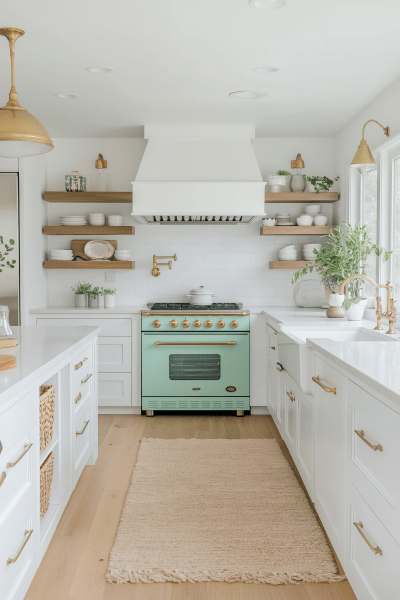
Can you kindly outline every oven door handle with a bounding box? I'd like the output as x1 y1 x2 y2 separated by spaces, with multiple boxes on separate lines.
154 341 237 346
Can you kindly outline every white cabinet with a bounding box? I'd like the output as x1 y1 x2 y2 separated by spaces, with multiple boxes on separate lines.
313 354 347 564
98 337 132 373
98 373 132 407
283 373 296 456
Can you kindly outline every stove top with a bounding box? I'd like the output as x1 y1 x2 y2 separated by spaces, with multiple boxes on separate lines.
149 302 242 311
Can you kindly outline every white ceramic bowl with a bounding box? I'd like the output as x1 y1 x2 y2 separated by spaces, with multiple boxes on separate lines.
89 219 106 225
51 256 72 261
262 218 276 226
279 250 297 256
114 253 131 260
303 243 321 250
297 217 313 226
51 250 73 254
89 213 105 217
314 215 328 226
281 245 295 250
304 205 321 216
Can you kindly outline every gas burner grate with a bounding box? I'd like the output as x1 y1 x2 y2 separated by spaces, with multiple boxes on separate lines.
150 302 241 311
150 303 183 310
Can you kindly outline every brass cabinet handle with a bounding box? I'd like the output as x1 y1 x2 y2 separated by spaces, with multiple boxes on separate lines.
354 522 382 556
75 392 82 405
6 443 33 468
7 529 33 564
286 391 296 402
154 341 237 346
0 471 6 487
355 430 383 452
81 373 92 384
276 363 285 372
74 357 88 371
312 375 337 395
76 420 89 436
271 346 276 350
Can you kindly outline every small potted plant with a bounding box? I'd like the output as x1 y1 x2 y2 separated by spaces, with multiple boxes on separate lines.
103 287 116 308
97 287 105 308
292 222 392 320
88 286 102 308
71 281 92 307
268 170 291 192
302 174 340 193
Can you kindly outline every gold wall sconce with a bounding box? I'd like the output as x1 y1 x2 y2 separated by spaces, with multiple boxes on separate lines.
291 153 305 169
95 153 107 169
351 120 390 167
152 254 177 277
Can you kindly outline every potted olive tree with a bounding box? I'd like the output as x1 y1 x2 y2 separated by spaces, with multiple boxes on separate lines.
292 222 392 320
71 282 92 307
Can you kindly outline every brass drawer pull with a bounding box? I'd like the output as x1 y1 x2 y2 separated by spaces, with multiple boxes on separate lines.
312 375 336 395
355 430 383 452
286 391 296 402
75 392 82 405
0 471 6 487
276 363 285 372
74 357 88 371
6 443 33 468
76 420 89 436
81 373 92 384
154 341 237 346
7 529 33 564
354 521 382 555
271 346 276 350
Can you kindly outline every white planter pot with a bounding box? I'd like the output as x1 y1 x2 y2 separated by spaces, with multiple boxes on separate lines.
88 294 98 308
98 295 104 309
185 286 217 305
329 293 345 307
75 294 87 308
104 295 115 308
345 298 368 321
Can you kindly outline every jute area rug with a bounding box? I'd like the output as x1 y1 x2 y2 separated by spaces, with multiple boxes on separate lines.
106 438 345 584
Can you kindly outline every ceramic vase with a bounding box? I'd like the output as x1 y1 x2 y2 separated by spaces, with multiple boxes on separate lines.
75 294 87 308
88 294 98 308
65 171 86 192
345 298 368 321
104 295 115 308
291 174 306 192
98 295 105 309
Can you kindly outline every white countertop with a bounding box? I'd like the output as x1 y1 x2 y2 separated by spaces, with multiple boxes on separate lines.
0 326 99 411
30 306 146 314
262 306 379 330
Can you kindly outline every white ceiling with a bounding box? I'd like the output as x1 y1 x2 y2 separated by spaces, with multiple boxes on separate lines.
2 0 400 138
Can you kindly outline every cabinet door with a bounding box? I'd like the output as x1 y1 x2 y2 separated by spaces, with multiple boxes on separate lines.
98 337 131 373
98 373 132 407
283 372 297 456
313 354 347 564
296 388 314 501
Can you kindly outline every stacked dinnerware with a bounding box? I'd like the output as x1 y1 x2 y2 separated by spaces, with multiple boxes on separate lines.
108 215 123 226
297 214 313 226
50 249 73 261
89 212 106 226
303 243 321 261
304 204 321 216
114 250 131 261
314 214 328 226
275 213 291 225
60 216 87 226
278 245 297 261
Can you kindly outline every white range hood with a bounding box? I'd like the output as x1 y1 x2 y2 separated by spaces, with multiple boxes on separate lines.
131 125 266 225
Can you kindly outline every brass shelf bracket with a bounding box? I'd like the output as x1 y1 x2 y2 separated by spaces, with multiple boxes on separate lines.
152 253 177 277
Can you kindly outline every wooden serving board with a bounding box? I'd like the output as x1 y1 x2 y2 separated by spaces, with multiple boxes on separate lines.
0 354 17 370
71 239 118 261
0 338 17 349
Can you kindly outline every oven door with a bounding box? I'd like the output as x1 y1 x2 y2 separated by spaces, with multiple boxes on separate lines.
142 333 249 397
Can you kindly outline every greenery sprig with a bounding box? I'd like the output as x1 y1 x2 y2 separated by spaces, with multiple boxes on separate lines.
71 281 92 295
302 174 339 193
276 170 291 176
0 236 16 273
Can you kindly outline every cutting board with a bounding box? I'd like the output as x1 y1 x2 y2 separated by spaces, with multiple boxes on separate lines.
0 338 17 349
71 240 118 261
0 354 17 371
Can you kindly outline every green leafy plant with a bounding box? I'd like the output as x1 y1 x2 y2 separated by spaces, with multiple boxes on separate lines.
71 281 92 295
0 236 16 273
90 286 103 298
302 174 340 193
292 222 392 309
103 287 116 295
276 170 291 176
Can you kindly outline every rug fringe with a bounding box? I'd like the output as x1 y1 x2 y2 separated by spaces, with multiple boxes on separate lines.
105 568 346 585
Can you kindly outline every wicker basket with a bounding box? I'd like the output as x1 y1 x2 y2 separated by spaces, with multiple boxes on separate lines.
40 451 54 518
39 385 55 453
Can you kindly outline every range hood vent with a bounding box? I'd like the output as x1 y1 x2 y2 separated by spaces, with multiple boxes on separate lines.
132 126 266 225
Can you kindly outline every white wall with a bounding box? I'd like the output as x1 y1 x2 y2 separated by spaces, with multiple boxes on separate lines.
43 137 335 308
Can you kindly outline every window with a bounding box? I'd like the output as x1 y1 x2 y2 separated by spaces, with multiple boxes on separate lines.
393 158 400 304
360 166 378 297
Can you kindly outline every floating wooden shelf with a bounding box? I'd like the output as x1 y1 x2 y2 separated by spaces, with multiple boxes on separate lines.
269 260 316 270
260 226 333 235
43 191 132 203
265 192 339 203
44 261 134 270
43 226 134 235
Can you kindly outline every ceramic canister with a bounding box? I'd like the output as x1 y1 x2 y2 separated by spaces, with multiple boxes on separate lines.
65 171 86 192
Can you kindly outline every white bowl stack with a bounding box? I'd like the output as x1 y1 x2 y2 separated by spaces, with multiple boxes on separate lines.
114 250 131 261
60 216 87 226
278 245 297 261
108 215 123 226
297 214 314 226
50 249 74 261
304 204 321 216
303 243 321 261
89 213 106 226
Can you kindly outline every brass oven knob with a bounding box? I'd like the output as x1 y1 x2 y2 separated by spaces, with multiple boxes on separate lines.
217 320 225 329
153 320 161 328
182 320 190 328
230 320 239 329
170 320 178 328
204 320 213 328
193 320 201 328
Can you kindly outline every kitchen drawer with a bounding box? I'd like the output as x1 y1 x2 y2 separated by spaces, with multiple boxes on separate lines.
98 337 131 373
0 390 36 463
0 427 36 524
72 343 92 378
347 379 400 545
0 488 37 600
73 365 93 405
98 373 131 407
74 408 91 475
283 372 296 457
36 317 131 337
346 481 399 600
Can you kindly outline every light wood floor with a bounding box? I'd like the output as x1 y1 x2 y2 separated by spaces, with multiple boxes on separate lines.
26 415 356 600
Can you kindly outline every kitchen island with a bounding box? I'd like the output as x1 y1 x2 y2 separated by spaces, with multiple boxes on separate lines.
0 326 99 600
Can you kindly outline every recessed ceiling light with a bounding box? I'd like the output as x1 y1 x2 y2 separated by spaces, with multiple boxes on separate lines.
54 93 79 99
249 0 286 8
254 66 280 74
229 90 267 99
86 66 114 74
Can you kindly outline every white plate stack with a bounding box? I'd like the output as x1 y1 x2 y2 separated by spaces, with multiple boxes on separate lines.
114 250 131 261
278 245 297 261
60 216 87 226
50 249 74 261
303 243 321 261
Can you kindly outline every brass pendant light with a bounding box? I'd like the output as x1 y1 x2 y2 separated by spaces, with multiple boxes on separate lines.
0 27 53 158
350 119 389 167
